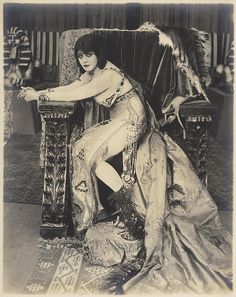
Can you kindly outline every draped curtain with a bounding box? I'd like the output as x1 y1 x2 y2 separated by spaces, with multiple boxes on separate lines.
3 4 127 32
4 3 233 33
140 4 233 33
4 3 233 69
4 3 233 85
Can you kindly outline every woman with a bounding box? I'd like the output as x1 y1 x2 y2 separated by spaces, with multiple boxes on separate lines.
20 33 148 234
19 33 232 294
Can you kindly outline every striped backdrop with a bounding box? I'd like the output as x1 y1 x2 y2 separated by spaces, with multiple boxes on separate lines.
22 30 233 69
208 32 233 68
225 40 234 73
24 30 62 66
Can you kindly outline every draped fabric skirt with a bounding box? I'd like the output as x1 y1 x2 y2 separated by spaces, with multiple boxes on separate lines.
69 100 232 293
70 94 147 234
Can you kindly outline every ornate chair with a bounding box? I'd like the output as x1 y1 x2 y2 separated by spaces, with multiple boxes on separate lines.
38 26 216 238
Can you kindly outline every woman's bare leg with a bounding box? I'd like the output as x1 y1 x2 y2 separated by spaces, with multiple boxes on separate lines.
93 124 131 192
95 161 123 192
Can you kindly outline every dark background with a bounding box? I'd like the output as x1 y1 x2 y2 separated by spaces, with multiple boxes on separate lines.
4 3 234 33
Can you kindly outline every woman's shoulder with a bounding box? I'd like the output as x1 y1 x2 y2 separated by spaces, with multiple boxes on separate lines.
102 61 123 76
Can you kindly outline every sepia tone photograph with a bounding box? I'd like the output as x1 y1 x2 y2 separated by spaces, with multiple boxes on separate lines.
2 1 234 295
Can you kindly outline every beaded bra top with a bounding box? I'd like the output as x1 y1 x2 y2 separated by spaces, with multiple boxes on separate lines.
94 67 137 110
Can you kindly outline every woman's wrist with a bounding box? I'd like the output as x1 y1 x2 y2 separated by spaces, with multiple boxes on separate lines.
38 92 51 102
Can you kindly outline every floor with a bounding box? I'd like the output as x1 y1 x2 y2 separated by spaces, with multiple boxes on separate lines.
3 203 41 294
2 202 233 294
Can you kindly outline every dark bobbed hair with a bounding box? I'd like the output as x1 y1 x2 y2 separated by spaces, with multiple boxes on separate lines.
74 33 107 73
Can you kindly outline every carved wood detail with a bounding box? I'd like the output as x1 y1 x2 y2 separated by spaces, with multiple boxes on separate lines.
38 101 74 238
166 102 216 186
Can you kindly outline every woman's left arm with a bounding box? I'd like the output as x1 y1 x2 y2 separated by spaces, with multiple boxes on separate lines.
20 70 115 102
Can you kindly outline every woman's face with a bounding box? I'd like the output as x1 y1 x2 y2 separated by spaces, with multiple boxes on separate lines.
77 50 98 73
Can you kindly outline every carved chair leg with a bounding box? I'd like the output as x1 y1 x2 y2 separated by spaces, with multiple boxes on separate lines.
40 116 71 239
184 117 212 186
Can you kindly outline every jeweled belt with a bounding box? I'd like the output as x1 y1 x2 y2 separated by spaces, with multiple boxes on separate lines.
110 88 138 109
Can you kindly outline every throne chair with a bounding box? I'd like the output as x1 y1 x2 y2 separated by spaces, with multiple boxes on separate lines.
38 25 216 238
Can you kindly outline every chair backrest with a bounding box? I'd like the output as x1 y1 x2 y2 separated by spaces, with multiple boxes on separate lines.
58 26 211 119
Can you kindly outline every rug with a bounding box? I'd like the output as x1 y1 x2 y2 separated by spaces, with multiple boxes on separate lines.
4 133 44 204
24 237 140 295
24 240 84 294
208 137 233 210
3 133 233 210
24 222 233 295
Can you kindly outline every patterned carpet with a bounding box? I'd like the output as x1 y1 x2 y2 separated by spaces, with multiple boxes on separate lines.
24 220 233 295
208 137 233 210
23 239 102 294
4 133 233 210
24 238 139 295
4 133 44 205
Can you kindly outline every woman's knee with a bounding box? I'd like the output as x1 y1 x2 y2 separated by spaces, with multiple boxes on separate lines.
94 160 123 191
94 160 111 177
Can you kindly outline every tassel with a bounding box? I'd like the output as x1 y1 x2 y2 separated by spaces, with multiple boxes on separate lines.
112 186 145 240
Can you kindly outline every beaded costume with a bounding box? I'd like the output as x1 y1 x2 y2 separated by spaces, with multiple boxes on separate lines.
70 66 146 234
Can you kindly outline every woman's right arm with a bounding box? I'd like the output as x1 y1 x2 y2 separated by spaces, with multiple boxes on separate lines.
20 69 117 102
38 72 90 94
18 72 91 101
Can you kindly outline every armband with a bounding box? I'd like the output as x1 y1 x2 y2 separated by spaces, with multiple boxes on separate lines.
39 93 50 102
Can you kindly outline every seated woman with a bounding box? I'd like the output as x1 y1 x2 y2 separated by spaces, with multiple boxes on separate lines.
19 33 232 294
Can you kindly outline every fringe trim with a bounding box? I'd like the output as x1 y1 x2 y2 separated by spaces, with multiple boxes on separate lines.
112 186 145 240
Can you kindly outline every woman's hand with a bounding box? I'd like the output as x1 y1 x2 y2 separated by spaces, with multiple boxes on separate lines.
17 87 39 101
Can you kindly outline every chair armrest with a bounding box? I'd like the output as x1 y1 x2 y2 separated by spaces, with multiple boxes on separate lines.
38 100 75 115
180 100 216 118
